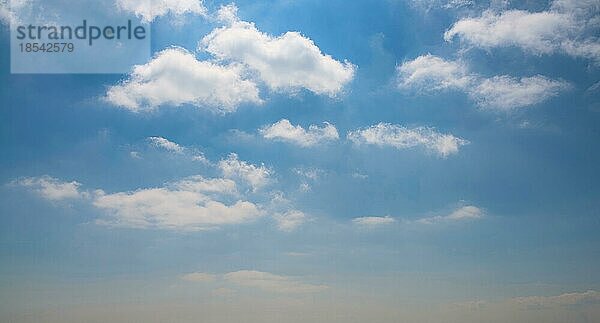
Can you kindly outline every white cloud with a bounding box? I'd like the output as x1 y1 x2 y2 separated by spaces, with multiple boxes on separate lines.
14 176 86 201
147 136 184 154
444 10 573 54
191 153 210 165
181 272 217 283
0 0 14 25
223 270 327 293
352 216 396 227
93 176 261 231
273 210 307 232
348 123 468 157
352 172 368 180
0 0 28 25
115 0 207 23
285 252 311 257
105 47 261 113
512 290 600 308
293 167 324 181
397 54 472 92
218 153 272 191
444 1 600 62
408 0 474 11
471 75 570 111
146 137 212 164
172 176 238 195
416 205 484 224
201 5 355 96
260 119 339 147
397 54 570 111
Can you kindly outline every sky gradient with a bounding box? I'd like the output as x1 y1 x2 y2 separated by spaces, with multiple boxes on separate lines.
1 0 600 322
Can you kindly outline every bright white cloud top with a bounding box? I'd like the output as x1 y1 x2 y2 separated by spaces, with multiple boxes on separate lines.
106 47 262 113
201 5 355 96
397 54 570 111
107 4 356 113
116 0 207 23
260 119 339 147
444 1 600 63
348 123 468 157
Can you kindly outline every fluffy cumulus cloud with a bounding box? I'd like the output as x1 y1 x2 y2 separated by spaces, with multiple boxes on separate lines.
416 205 484 224
105 47 261 113
201 5 355 96
260 119 339 147
218 153 272 191
397 54 473 91
13 176 87 201
147 136 184 154
352 216 396 227
348 123 468 157
397 54 570 111
223 270 328 293
444 0 600 62
93 176 261 230
273 210 307 232
116 0 207 23
106 4 355 113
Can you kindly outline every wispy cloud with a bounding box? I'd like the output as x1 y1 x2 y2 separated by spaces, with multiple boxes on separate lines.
415 205 484 224
223 270 328 293
12 176 87 201
218 153 272 191
180 269 328 294
181 272 218 283
512 290 600 309
397 54 570 111
352 216 396 227
458 290 600 311
116 0 207 23
348 123 468 157
444 1 600 63
147 136 184 154
273 210 307 232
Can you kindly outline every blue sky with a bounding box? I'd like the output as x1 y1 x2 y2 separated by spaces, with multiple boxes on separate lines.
1 0 600 322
